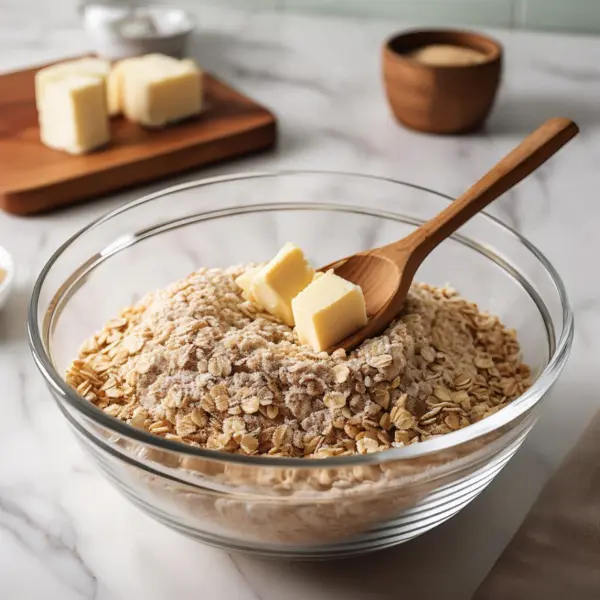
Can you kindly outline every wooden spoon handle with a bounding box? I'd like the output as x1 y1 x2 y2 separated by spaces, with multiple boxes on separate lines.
403 117 579 259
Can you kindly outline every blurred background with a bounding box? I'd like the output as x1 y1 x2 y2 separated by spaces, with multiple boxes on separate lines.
182 0 600 33
3 0 600 34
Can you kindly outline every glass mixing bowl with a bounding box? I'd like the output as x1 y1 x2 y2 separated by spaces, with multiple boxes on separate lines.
29 171 573 558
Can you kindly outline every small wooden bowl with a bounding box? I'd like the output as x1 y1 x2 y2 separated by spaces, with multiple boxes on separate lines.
383 29 503 134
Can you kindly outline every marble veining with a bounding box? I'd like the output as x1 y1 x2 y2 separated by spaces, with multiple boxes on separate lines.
1 3 600 599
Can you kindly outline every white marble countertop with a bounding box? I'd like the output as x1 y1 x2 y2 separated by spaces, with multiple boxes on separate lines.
2 4 600 599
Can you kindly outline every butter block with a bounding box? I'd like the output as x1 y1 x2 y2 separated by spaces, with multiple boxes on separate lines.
35 57 110 111
292 271 367 352
39 75 110 155
107 57 138 116
121 54 203 127
235 266 262 303
244 243 315 326
107 54 190 117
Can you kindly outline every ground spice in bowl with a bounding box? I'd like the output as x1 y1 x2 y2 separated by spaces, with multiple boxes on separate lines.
408 44 488 66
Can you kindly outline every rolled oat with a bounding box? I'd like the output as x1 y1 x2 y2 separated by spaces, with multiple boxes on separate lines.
66 266 532 458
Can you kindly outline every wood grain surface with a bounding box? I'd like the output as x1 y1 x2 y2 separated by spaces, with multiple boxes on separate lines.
0 59 276 215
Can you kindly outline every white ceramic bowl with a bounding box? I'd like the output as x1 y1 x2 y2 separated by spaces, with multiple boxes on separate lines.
0 246 14 311
83 4 195 60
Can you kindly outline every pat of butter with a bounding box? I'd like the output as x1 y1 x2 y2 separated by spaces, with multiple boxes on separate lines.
237 244 315 326
107 54 197 117
292 271 367 352
235 266 262 303
107 57 138 116
121 54 203 127
39 75 110 155
35 58 110 111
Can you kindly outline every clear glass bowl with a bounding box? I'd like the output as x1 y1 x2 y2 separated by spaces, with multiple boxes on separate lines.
29 171 573 558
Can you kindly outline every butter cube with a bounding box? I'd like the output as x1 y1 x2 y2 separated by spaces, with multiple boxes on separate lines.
35 58 110 110
246 243 315 326
121 54 203 127
235 266 262 303
107 54 196 117
292 271 367 352
39 75 110 155
107 57 138 116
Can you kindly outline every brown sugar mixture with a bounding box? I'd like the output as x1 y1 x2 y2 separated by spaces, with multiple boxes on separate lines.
66 265 531 458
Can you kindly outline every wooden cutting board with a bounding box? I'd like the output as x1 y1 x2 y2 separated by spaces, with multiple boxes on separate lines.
0 59 276 215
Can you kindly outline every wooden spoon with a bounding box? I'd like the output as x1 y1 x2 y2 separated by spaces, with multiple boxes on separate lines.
324 117 579 352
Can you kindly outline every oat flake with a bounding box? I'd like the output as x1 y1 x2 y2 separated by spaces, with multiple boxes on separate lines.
65 266 532 458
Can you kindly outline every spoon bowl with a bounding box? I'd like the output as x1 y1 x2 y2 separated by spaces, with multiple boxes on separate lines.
325 253 403 315
324 117 579 352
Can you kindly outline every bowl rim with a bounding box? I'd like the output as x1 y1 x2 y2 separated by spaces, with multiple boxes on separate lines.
384 28 503 68
123 6 196 41
28 170 574 468
84 4 195 41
